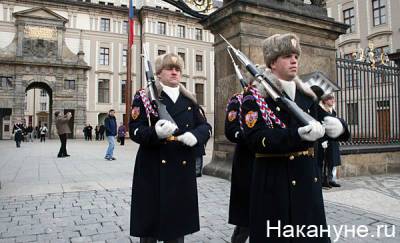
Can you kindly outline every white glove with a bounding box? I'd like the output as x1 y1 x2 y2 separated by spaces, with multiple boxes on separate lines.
176 132 198 147
321 141 328 149
323 116 344 138
155 120 178 139
298 121 325 142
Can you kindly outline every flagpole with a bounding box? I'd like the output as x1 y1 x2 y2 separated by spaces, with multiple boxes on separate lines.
125 0 134 129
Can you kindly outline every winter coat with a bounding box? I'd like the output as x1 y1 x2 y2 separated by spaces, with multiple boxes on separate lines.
241 70 331 243
225 94 254 227
104 115 117 136
129 85 212 240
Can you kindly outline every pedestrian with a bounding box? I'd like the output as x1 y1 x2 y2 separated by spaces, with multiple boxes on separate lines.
104 109 117 160
55 111 72 158
26 125 33 142
317 93 348 188
39 124 48 142
99 124 105 140
83 125 88 140
225 93 254 243
129 53 212 242
240 33 349 242
95 125 100 140
34 126 39 139
12 121 23 147
117 122 126 146
87 124 93 141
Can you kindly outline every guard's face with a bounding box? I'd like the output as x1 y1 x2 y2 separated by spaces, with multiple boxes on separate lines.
158 66 181 87
271 53 298 81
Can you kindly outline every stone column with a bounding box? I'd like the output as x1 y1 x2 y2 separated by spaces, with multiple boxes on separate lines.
200 0 348 179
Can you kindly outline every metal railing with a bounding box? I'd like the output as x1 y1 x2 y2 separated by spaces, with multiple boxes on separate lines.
336 54 400 145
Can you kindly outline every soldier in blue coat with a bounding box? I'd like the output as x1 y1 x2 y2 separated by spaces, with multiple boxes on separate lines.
240 33 349 243
225 93 254 243
129 53 212 243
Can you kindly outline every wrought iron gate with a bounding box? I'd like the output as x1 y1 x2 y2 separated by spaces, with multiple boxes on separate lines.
336 54 400 145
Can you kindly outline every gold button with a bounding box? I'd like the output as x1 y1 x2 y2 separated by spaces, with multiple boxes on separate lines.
276 107 280 112
289 155 295 160
182 160 187 165
314 177 318 183
307 109 310 113
186 124 189 128
292 180 296 186
188 107 192 111
161 160 166 164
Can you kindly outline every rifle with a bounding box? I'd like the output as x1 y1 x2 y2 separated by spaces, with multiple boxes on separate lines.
226 47 248 89
220 34 316 126
142 45 178 138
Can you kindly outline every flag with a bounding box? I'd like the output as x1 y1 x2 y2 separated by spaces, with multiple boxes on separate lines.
129 0 135 47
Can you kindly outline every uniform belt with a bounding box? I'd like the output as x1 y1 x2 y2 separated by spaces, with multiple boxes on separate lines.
255 147 314 160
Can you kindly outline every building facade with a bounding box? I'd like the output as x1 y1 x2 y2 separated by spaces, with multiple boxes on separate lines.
0 0 215 139
326 0 400 143
326 0 400 55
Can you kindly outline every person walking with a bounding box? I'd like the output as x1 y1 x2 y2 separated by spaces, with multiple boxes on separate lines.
129 53 212 243
87 124 93 141
12 121 24 148
117 123 126 146
55 111 72 158
104 109 117 160
95 125 100 140
99 124 105 140
39 124 48 142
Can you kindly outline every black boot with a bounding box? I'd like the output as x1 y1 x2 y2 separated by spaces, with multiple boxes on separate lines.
140 237 157 243
231 226 249 243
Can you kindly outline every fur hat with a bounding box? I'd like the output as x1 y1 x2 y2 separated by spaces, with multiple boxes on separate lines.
263 33 301 68
155 53 184 75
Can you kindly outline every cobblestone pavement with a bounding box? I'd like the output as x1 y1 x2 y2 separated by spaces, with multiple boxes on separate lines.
0 140 399 242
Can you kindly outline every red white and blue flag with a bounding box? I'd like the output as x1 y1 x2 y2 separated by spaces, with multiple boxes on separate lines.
129 0 135 47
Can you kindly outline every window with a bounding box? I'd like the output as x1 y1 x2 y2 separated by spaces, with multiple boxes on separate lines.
99 1 105 5
0 76 13 88
121 4 127 8
195 28 202 41
64 79 75 90
40 89 47 97
158 49 166 56
177 25 185 38
122 49 127 66
196 55 203 71
158 22 166 35
100 18 110 32
178 52 185 68
195 84 204 106
122 21 128 34
99 47 109 65
343 8 355 33
121 80 126 104
372 0 386 26
347 103 358 125
98 79 110 103
40 102 47 111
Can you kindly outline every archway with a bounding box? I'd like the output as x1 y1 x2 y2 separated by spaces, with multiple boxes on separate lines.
25 82 53 138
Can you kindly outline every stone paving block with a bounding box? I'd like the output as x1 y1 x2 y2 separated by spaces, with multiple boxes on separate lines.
0 238 16 243
57 230 80 239
91 232 119 241
70 236 92 243
37 233 58 242
15 234 37 242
